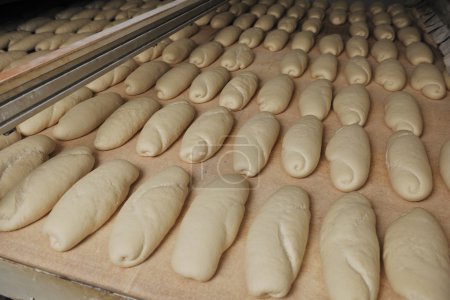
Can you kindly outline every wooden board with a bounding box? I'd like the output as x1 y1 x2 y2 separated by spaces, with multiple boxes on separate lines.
1 23 450 300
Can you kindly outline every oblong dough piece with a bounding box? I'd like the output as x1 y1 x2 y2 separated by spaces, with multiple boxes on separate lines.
77 20 109 34
257 74 294 114
345 36 368 58
86 59 138 92
53 92 124 141
161 38 196 64
301 18 322 34
310 53 338 81
371 39 398 62
329 9 346 25
277 16 298 33
17 17 52 32
373 24 395 41
133 38 171 64
233 112 280 177
55 19 91 34
0 31 31 50
440 139 450 190
386 130 432 201
333 84 370 126
94 97 161 151
246 186 311 298
263 29 289 52
254 14 277 32
219 71 258 111
392 12 411 28
214 26 242 47
189 41 223 68
325 124 371 192
372 11 391 26
383 208 450 300
344 56 372 86
308 7 325 20
35 33 73 51
155 62 200 100
348 11 366 24
124 61 170 95
406 42 433 66
384 91 423 136
109 166 190 267
169 24 199 41
280 49 308 78
8 32 53 52
318 34 344 56
233 13 257 30
220 44 254 71
17 87 93 136
0 146 95 231
43 159 139 252
250 4 267 17
320 192 380 300
171 174 249 282
189 67 230 103
282 115 323 178
291 31 315 52
286 5 305 19
210 12 235 29
374 58 406 91
238 27 265 48
179 106 233 163
137 101 195 157
410 62 446 100
298 79 333 120
267 3 285 19
194 10 215 26
349 21 369 39
397 26 420 46
0 51 27 71
0 135 55 199
0 131 21 151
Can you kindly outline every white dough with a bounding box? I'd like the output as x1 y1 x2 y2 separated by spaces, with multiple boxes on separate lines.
254 14 277 32
220 43 255 71
397 26 420 46
333 84 370 126
0 131 21 151
345 36 368 58
280 49 308 77
124 61 170 95
406 42 434 66
410 62 446 100
161 38 197 64
349 21 369 39
310 53 338 81
374 58 406 91
219 71 258 111
384 91 423 136
318 34 344 56
371 39 398 62
257 74 294 114
214 26 242 47
344 56 372 86
133 38 171 64
86 60 138 92
155 62 200 100
238 27 265 48
298 79 333 120
189 41 223 68
291 31 315 52
189 67 230 103
263 29 289 52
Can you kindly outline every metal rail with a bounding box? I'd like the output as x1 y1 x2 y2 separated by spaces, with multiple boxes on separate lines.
0 0 225 134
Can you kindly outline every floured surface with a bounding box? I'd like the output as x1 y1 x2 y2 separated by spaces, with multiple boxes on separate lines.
0 24 450 300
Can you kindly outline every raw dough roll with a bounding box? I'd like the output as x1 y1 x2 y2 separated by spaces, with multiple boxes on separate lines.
291 30 315 52
345 36 368 58
263 29 289 52
171 174 249 282
318 34 343 56
35 33 73 51
325 124 371 192
386 131 432 201
246 186 311 298
254 14 277 32
333 84 370 126
0 51 27 71
95 97 161 151
0 146 95 231
350 1 365 12
371 39 398 62
70 8 99 20
310 53 338 81
286 5 305 19
161 38 196 64
383 208 450 300
369 2 385 15
55 7 83 20
392 12 411 29
298 79 333 120
387 3 404 16
0 135 55 199
308 7 325 20
440 139 450 190
397 26 420 46
8 32 53 52
374 58 406 91
4 51 51 71
349 21 369 39
17 87 93 136
301 18 322 35
214 26 242 47
233 13 257 30
210 12 235 29
189 41 223 68
220 44 254 71
55 19 91 34
17 17 52 32
0 131 21 151
0 31 31 50
137 101 195 156
59 33 91 48
179 106 233 163
344 56 372 85
280 49 308 77
410 63 446 100
219 71 258 111
233 112 280 177
230 3 249 16
133 38 171 63
86 59 138 92
406 42 433 65
277 16 298 33
282 115 323 178
384 91 423 136
124 61 170 95
189 67 230 103
331 0 347 10
155 62 200 100
43 159 139 252
373 24 395 41
94 9 120 21
257 74 294 114
372 11 391 26
329 9 346 25
267 3 285 18
348 11 367 24
53 92 124 140
77 20 109 34
238 27 265 48
195 11 215 26
169 24 199 41
109 166 190 267
250 4 267 17
320 192 380 300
